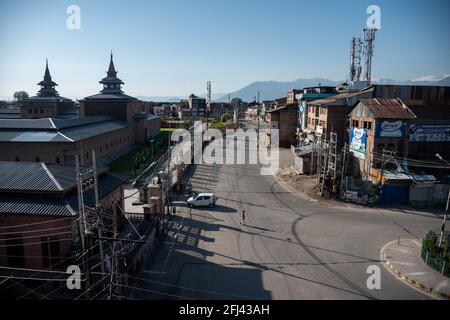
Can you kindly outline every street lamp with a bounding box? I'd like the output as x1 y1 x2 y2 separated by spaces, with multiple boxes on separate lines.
436 154 449 248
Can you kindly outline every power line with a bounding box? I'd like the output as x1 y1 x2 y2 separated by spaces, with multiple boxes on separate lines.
0 231 72 241
0 237 73 248
0 217 77 230
0 225 72 236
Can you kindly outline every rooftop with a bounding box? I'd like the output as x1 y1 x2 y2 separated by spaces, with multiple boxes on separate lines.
0 161 124 217
307 87 374 106
0 116 128 142
356 98 416 119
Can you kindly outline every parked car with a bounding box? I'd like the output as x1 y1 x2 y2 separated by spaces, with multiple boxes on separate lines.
187 193 217 208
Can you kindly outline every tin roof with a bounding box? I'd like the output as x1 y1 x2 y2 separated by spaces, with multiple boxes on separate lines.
0 162 125 217
358 98 416 119
307 88 374 106
0 116 128 142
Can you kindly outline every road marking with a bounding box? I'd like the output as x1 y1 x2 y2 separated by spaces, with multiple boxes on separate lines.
411 240 421 247
404 272 426 277
389 247 412 254
389 261 416 266
435 280 448 291
380 240 438 300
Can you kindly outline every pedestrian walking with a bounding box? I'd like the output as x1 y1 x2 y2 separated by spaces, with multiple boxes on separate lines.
240 210 246 225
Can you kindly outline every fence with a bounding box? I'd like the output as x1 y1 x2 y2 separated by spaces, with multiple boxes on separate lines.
421 231 450 277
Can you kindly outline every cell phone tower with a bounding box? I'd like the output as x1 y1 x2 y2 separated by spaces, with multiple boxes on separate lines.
363 28 377 85
207 81 211 107
349 37 363 82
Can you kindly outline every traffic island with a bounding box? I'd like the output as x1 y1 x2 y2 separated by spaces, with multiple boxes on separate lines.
381 238 450 299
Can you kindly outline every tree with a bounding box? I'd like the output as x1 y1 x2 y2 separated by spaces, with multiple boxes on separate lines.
13 91 29 101
220 114 228 123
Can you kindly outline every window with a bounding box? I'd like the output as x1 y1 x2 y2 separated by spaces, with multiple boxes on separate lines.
15 157 20 162
36 157 40 162
56 157 60 164
86 151 89 160
28 109 32 113
34 108 38 113
368 122 372 130
40 109 44 114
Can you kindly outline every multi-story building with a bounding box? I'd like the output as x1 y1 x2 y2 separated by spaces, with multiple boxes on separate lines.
188 94 206 119
295 86 337 145
347 98 416 180
305 88 373 147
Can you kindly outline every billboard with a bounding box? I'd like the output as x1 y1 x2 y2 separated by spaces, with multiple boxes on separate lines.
350 127 367 159
375 120 406 137
409 124 450 142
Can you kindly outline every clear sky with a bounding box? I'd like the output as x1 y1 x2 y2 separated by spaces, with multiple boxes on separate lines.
0 0 449 100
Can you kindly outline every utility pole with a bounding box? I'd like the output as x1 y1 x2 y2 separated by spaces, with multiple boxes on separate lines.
207 81 211 129
92 150 106 284
380 149 395 184
340 143 348 198
436 154 449 248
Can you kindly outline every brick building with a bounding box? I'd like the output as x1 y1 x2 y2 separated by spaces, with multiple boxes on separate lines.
347 98 416 180
0 116 132 165
266 104 297 148
0 161 124 270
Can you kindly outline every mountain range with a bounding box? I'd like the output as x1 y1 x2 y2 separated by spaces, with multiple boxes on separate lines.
216 75 450 102
137 75 450 103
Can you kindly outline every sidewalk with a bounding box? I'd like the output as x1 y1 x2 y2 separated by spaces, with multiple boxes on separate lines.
381 239 450 299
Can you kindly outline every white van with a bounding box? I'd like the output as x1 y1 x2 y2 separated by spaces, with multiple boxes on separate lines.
187 193 217 208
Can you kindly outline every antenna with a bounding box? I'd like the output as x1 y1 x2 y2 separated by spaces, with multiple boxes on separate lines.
363 28 377 85
349 37 363 82
207 81 211 106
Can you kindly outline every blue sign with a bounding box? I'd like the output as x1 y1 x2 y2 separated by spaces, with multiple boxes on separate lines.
375 120 406 137
350 127 367 159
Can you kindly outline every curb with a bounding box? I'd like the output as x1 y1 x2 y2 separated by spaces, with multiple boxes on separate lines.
381 242 450 300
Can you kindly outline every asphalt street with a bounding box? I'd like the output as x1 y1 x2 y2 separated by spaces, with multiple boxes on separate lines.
129 138 442 300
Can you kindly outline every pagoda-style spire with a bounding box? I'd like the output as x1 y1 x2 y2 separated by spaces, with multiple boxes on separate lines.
99 52 124 94
37 59 59 97
107 51 118 78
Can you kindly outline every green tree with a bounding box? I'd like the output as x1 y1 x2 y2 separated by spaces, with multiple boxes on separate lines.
13 91 29 101
220 114 228 123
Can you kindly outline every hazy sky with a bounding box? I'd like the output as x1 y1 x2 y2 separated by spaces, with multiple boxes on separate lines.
0 0 449 99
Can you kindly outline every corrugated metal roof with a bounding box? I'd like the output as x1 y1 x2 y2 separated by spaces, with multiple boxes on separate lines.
60 120 127 141
0 196 75 217
307 88 374 106
359 98 416 119
0 116 128 142
0 163 124 217
0 162 68 192
0 118 55 129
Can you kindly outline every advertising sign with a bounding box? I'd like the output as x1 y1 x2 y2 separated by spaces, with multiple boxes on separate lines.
350 127 367 159
409 124 450 142
375 120 405 137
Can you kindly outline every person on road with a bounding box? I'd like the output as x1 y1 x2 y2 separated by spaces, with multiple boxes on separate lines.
240 210 246 225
